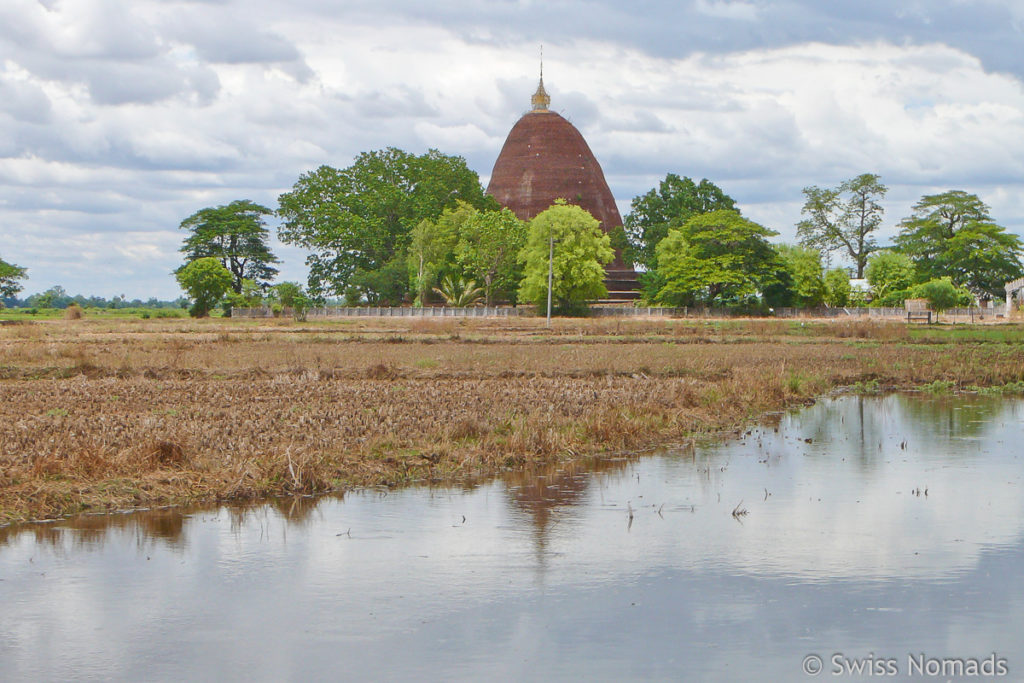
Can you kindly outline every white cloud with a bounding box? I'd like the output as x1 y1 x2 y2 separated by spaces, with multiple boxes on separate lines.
1 2 1023 297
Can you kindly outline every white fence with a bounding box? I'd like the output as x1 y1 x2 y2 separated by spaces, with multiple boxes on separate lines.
233 305 529 319
232 304 1011 320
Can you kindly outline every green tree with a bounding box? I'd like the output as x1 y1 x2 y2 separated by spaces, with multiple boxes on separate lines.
653 210 779 307
823 268 852 307
407 202 475 306
894 190 1023 298
272 281 311 321
0 257 27 303
518 201 614 311
620 175 736 298
456 208 527 305
349 254 409 306
31 286 70 309
277 148 494 301
175 257 233 317
797 173 887 278
912 277 965 314
764 245 825 308
178 200 279 293
865 251 915 301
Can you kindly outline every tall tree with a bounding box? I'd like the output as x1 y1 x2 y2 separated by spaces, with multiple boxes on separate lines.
277 148 494 300
653 210 780 307
179 200 279 293
518 201 614 310
894 190 1023 298
796 173 887 278
456 208 527 305
0 257 28 302
621 174 737 272
407 202 475 306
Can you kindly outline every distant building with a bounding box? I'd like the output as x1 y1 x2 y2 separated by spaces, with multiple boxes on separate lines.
486 70 638 301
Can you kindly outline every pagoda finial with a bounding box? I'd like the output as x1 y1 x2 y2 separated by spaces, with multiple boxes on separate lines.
531 46 550 111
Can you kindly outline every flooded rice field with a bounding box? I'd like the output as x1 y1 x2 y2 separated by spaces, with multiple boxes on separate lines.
2 394 1023 681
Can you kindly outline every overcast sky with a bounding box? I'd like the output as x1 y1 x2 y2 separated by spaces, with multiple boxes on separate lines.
2 0 1023 298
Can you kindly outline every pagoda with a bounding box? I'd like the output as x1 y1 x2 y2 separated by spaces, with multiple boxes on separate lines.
485 67 639 301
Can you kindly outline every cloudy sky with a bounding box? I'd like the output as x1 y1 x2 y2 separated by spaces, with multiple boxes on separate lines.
2 0 1023 298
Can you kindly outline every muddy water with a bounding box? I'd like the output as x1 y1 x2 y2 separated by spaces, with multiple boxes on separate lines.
2 395 1023 681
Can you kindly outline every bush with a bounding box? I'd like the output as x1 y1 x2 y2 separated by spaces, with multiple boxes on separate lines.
912 278 970 312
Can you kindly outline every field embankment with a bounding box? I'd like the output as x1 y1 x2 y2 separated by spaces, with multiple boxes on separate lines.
2 316 1023 524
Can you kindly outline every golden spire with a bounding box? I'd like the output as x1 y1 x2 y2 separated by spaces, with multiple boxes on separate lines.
531 46 550 111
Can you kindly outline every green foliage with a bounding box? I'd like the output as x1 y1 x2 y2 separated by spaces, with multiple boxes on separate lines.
922 379 955 394
407 202 474 306
823 268 852 307
763 245 824 308
796 173 886 278
432 275 484 307
455 208 527 305
277 148 494 301
178 200 279 293
912 277 969 312
272 281 311 321
350 254 409 306
652 210 780 307
222 279 265 315
622 174 736 274
865 251 915 301
175 257 234 317
518 201 614 309
894 190 1023 298
0 257 28 302
876 287 915 308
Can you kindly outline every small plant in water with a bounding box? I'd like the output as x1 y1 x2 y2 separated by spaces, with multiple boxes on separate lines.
852 378 881 394
922 379 955 394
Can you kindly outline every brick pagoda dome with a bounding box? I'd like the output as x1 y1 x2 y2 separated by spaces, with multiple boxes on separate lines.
486 74 638 300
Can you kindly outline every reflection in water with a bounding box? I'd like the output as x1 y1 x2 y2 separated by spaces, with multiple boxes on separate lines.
1 395 1023 681
502 457 633 564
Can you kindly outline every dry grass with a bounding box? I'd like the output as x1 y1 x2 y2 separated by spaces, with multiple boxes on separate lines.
2 315 1023 524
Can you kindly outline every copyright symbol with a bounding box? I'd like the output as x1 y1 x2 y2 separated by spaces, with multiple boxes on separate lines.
803 654 823 676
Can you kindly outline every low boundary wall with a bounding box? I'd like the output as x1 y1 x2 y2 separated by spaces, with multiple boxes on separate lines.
232 304 1009 320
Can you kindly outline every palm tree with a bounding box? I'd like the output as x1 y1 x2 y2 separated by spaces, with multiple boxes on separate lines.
433 275 484 307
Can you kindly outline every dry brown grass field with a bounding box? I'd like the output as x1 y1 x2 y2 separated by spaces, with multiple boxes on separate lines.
2 315 1023 524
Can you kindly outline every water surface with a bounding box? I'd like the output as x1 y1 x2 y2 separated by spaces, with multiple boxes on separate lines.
2 395 1023 681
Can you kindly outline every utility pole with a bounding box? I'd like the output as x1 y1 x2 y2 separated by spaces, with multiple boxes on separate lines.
546 232 554 327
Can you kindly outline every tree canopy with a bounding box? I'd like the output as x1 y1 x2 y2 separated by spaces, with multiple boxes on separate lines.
0 257 28 301
653 210 779 307
178 200 279 293
796 173 886 278
455 207 527 306
894 190 1023 298
518 201 614 310
865 251 915 301
823 268 852 307
175 257 234 317
762 245 824 308
407 202 475 306
620 174 737 272
277 147 495 301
